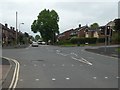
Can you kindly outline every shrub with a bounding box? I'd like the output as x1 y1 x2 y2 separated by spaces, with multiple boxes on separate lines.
70 37 97 44
57 40 71 45
97 38 105 43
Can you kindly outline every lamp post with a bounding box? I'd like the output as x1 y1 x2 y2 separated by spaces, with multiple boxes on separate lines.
18 23 24 45
19 23 24 32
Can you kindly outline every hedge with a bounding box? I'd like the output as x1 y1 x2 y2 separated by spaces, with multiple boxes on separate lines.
97 38 105 43
70 37 97 44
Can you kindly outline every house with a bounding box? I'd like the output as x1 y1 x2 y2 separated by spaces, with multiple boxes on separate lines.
2 23 17 46
57 29 74 41
0 23 2 43
57 19 117 41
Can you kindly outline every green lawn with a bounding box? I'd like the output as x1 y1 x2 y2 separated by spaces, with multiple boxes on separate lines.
60 43 97 47
117 48 120 52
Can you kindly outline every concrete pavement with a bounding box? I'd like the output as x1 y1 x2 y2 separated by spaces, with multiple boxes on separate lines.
85 46 120 58
0 58 11 89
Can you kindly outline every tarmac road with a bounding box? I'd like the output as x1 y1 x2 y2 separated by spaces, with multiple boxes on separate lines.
2 45 119 88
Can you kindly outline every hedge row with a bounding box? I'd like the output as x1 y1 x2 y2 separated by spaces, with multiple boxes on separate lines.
57 37 106 45
70 37 97 44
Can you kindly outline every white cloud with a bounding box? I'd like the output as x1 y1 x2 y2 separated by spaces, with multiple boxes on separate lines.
0 0 119 36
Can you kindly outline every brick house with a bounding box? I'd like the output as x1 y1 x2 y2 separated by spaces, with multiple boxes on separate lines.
57 29 74 41
1 23 17 46
57 25 89 41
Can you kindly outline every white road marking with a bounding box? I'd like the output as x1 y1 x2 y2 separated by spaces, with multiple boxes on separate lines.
57 53 67 56
71 57 92 66
93 77 97 79
116 76 120 78
105 77 108 79
56 50 60 52
66 78 70 80
36 79 39 81
71 52 78 57
2 57 20 89
52 78 56 81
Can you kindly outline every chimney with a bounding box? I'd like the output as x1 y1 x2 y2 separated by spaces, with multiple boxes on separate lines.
10 27 12 30
79 24 81 28
5 23 8 28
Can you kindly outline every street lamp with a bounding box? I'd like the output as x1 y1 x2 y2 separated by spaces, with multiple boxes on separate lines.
18 23 24 45
19 23 24 32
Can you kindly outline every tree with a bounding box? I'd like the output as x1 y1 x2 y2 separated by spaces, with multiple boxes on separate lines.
31 9 59 44
114 19 120 32
23 32 29 44
35 35 40 41
90 23 99 30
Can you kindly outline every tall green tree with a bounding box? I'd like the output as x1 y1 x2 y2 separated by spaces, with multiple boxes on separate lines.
114 19 120 32
31 9 59 44
90 23 99 30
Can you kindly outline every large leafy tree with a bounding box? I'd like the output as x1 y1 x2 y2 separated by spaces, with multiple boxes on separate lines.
31 9 59 44
114 19 120 32
90 23 99 30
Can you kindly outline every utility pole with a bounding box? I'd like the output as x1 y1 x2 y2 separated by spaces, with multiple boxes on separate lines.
15 11 18 45
108 27 111 45
104 25 107 52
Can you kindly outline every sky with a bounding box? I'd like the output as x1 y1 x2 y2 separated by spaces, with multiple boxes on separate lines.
0 0 119 37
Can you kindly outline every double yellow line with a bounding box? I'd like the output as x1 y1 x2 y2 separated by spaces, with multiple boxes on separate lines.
2 57 20 90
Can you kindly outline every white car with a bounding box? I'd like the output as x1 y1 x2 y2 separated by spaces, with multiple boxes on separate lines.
42 41 46 45
32 42 39 47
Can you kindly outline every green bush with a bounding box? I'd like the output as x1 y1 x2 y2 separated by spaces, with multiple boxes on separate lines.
70 37 97 44
97 38 105 43
112 32 120 44
57 40 71 45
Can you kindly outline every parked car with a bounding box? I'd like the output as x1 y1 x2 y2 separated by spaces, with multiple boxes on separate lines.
37 41 42 44
32 42 39 47
38 41 46 45
41 41 46 45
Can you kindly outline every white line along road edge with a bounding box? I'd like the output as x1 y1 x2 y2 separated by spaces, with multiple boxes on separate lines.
2 57 20 89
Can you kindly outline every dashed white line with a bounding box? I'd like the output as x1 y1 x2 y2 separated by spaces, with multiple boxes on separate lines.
93 77 97 79
35 79 39 81
52 78 56 81
116 76 120 78
66 78 70 80
56 50 60 52
105 77 108 79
